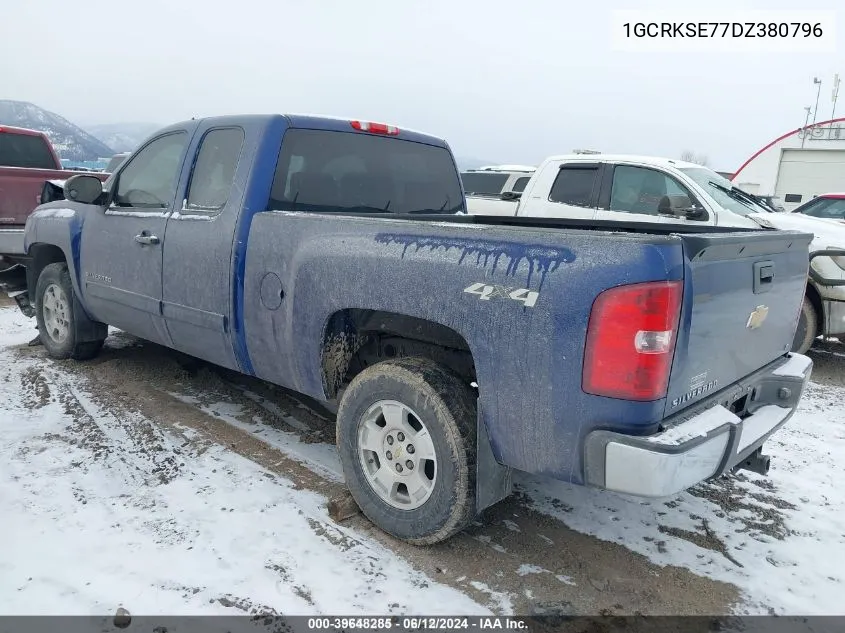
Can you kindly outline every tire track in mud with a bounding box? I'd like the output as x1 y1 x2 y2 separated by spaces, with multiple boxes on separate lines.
10 332 739 616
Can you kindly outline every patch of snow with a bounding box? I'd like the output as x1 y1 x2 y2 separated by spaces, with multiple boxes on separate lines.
502 520 521 532
0 306 489 616
516 564 547 577
772 353 812 377
468 581 513 614
168 394 343 483
648 404 738 446
171 211 214 221
31 207 76 219
736 405 788 451
514 565 576 586
105 210 169 218
520 380 845 615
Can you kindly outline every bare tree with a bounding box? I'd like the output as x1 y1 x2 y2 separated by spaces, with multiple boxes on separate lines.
680 150 710 167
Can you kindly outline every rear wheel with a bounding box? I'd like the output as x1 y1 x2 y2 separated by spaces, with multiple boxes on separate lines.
791 296 818 355
336 357 477 545
35 263 104 361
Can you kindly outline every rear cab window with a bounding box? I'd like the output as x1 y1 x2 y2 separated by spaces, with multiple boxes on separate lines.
269 129 465 215
0 131 56 169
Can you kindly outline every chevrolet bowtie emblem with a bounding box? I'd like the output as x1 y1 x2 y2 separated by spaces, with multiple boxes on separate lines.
746 305 769 329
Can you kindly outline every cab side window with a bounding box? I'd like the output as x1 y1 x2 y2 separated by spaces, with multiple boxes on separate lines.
114 132 188 208
512 176 531 193
186 128 245 213
548 165 599 208
609 165 697 215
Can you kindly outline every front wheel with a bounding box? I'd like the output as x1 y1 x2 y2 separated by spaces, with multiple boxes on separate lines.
791 296 818 355
336 357 477 545
35 262 104 360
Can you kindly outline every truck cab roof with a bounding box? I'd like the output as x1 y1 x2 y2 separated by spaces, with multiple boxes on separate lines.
470 164 536 173
544 153 703 170
160 114 450 149
0 125 46 137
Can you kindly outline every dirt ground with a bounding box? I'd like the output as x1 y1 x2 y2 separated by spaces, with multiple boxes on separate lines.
5 295 844 615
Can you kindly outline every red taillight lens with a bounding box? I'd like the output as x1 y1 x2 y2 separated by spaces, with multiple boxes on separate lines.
350 120 400 135
582 280 683 401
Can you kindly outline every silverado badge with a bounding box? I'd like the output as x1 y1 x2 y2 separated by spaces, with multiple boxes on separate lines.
746 305 769 330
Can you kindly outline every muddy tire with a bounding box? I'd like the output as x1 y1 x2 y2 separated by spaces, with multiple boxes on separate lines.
336 357 477 545
35 262 104 361
791 297 818 355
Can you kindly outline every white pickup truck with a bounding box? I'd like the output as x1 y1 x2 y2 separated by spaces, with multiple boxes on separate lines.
467 154 845 354
460 165 534 200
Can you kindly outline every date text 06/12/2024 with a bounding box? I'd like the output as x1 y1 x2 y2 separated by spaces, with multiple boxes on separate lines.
306 617 529 631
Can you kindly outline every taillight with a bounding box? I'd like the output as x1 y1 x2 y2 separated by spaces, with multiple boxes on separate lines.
350 120 399 135
582 280 683 401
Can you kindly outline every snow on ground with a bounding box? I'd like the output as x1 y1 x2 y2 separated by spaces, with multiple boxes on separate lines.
157 333 845 615
2 301 844 616
518 379 845 615
0 307 488 616
168 393 344 484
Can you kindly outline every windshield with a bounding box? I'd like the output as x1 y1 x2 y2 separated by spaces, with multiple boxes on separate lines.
794 197 845 219
678 167 773 216
460 172 509 196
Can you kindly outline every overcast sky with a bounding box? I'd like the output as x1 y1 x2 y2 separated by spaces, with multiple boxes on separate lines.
1 0 842 170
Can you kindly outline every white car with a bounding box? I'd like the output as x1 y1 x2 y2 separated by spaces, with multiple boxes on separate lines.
466 154 845 353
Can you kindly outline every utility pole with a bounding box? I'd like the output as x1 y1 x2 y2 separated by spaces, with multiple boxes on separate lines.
812 77 823 125
833 73 841 121
802 106 812 148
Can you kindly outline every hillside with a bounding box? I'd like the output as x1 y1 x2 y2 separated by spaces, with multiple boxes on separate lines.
0 100 114 161
85 122 161 154
455 155 498 170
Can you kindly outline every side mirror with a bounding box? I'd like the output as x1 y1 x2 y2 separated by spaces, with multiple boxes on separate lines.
658 195 709 221
63 174 104 205
40 179 66 204
501 191 522 201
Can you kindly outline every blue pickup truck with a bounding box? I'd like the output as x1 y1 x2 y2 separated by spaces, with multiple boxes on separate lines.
1 114 815 544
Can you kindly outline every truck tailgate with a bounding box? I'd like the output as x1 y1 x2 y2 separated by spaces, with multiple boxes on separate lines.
0 167 108 226
664 230 813 416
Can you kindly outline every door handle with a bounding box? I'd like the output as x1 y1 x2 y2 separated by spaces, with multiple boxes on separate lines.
752 261 774 294
134 233 160 246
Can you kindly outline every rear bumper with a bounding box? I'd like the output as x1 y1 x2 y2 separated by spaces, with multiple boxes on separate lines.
583 353 812 498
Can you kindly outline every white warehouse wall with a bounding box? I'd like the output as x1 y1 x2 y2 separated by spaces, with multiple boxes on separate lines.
731 117 845 210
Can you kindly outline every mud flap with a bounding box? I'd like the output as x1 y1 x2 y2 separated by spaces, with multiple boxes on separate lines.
0 263 27 292
0 264 34 317
71 294 108 344
475 400 513 514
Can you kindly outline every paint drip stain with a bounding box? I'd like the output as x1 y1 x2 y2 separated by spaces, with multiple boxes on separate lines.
375 233 575 289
